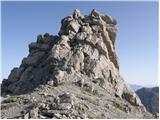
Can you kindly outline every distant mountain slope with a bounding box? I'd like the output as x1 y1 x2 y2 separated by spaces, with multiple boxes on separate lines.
136 87 159 114
129 84 143 91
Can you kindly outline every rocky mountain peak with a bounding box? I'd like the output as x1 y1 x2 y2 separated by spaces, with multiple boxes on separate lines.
1 9 155 119
59 9 118 69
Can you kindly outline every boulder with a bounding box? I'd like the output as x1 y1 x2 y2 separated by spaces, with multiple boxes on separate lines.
81 24 93 34
24 112 29 119
67 20 80 33
73 9 81 19
101 15 117 25
8 67 25 82
90 9 101 18
54 113 62 119
21 51 45 66
37 34 43 43
76 32 87 41
56 93 75 110
55 70 65 80
29 42 50 52
29 107 39 119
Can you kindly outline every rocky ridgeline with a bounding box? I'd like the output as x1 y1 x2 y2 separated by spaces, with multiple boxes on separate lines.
1 9 155 119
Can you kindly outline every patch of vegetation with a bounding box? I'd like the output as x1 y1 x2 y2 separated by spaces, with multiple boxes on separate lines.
2 96 16 103
1 103 16 110
112 101 127 113
82 96 99 106
74 103 89 114
92 89 98 95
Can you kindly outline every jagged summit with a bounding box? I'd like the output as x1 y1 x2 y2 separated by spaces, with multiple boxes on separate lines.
2 9 119 95
1 9 154 119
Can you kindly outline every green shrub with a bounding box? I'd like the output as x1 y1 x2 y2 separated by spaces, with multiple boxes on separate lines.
112 101 127 112
1 103 16 110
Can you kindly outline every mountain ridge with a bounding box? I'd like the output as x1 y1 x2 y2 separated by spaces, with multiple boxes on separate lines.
129 84 143 91
136 87 159 116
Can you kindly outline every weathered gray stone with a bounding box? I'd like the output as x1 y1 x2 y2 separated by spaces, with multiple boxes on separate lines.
91 25 101 33
59 93 74 104
54 113 62 118
73 9 81 19
67 20 80 33
90 9 101 18
24 112 29 119
76 79 84 87
56 93 75 110
96 39 108 56
51 44 70 61
76 32 87 41
54 70 65 82
29 107 39 119
29 42 50 51
47 80 54 86
81 24 93 34
39 103 46 109
19 66 33 82
68 50 84 72
115 79 125 98
58 103 72 110
101 15 117 25
92 78 105 88
44 33 50 38
122 92 142 106
85 34 97 45
37 34 43 43
83 83 94 93
8 67 24 82
61 16 73 26
61 35 69 41
22 51 45 66
39 115 48 119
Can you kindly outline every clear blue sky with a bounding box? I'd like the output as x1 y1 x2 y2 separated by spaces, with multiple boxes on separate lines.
1 1 158 87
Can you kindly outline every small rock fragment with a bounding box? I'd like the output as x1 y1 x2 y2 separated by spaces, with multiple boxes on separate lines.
29 107 39 119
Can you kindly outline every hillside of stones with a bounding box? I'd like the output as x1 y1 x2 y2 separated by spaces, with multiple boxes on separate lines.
1 9 155 119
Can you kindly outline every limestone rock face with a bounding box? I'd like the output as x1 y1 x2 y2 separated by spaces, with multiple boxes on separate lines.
1 9 154 119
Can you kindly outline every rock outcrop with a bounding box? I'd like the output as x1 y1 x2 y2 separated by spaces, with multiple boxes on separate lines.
136 87 159 117
1 9 154 119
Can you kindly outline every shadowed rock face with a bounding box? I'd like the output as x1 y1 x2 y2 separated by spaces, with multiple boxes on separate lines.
1 9 155 119
136 87 159 115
